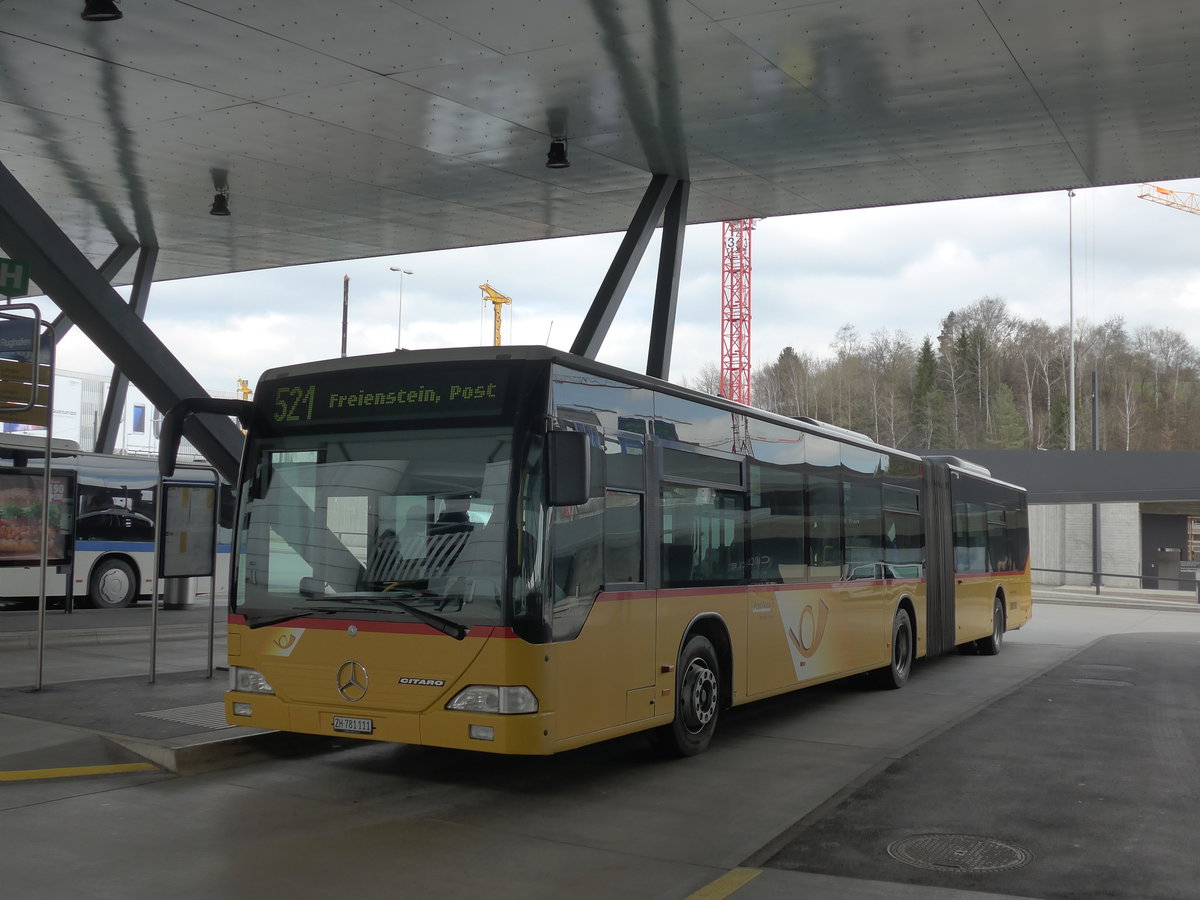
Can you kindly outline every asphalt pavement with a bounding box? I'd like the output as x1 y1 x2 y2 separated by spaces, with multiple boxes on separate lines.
2 586 1200 899
0 587 1198 795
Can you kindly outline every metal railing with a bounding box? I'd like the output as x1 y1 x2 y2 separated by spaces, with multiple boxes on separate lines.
1032 567 1200 603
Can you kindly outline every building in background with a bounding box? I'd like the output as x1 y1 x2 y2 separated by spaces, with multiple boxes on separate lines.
1 369 237 462
955 449 1200 593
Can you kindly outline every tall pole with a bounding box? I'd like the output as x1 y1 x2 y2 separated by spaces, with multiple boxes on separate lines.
1068 190 1076 451
1091 370 1101 593
341 275 349 357
389 267 412 349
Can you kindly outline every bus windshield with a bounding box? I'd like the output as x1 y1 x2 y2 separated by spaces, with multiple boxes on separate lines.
235 426 514 630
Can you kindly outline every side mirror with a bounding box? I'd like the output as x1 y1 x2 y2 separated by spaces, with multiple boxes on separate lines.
159 397 254 477
546 431 589 507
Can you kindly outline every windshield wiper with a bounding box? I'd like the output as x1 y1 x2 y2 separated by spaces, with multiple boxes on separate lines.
277 600 468 643
355 597 469 640
244 609 318 629
244 591 470 639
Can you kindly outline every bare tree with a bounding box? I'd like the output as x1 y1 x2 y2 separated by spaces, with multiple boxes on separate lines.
683 362 723 396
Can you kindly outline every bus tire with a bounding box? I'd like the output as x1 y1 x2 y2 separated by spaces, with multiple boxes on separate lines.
89 558 137 609
975 596 1005 656
871 606 913 690
657 634 721 757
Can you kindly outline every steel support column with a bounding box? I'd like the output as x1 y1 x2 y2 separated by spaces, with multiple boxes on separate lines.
0 161 243 481
571 173 679 360
646 179 689 380
95 245 157 454
50 243 137 343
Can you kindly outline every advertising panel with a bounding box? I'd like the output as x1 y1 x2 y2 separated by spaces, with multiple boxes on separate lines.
0 469 73 566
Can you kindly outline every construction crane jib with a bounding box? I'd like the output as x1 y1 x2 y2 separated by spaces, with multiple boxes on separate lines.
1137 183 1200 216
479 283 512 346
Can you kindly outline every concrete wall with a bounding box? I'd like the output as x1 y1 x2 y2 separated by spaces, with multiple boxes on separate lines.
1030 502 1141 587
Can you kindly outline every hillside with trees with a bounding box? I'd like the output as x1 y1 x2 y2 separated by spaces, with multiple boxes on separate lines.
697 297 1200 451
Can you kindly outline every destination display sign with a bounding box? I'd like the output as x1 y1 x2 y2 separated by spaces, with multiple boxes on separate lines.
262 363 513 430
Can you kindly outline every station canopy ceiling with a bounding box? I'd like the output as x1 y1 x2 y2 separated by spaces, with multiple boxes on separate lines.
5 1 1200 288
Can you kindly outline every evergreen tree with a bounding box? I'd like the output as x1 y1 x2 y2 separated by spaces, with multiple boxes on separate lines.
987 384 1027 448
911 337 945 448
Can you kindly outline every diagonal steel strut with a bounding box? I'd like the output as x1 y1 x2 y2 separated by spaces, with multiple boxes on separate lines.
0 161 243 481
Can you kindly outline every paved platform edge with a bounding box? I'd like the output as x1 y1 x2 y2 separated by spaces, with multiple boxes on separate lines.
104 727 302 776
0 624 209 651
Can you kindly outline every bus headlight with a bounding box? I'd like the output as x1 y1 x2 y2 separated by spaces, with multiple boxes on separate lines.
230 666 275 695
446 685 538 714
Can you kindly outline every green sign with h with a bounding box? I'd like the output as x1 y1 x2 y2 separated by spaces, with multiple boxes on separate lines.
0 258 31 298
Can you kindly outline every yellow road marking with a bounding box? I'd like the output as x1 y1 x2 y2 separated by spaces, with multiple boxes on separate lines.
0 762 158 782
685 868 763 900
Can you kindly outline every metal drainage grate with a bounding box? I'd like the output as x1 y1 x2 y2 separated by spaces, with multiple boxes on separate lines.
887 834 1033 873
137 702 234 730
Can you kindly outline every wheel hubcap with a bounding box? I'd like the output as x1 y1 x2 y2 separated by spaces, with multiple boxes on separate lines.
681 658 717 733
97 569 129 604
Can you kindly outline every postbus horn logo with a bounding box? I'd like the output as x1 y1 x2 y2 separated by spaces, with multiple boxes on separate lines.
788 598 830 659
336 660 369 702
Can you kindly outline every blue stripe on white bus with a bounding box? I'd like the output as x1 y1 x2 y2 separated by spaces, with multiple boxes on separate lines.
74 542 232 553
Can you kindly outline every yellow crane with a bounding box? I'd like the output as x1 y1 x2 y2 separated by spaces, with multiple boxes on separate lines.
479 283 512 346
1137 183 1200 216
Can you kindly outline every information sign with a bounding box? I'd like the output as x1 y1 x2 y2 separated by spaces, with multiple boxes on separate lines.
0 314 43 420
159 483 217 578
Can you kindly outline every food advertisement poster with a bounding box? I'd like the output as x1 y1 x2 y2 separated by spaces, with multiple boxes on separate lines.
0 470 72 566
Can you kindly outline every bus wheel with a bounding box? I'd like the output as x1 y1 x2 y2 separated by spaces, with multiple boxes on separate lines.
89 559 137 609
975 597 1005 656
871 607 913 690
657 634 721 757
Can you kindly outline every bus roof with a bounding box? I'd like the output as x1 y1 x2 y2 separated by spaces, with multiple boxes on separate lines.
0 433 83 461
256 345 925 466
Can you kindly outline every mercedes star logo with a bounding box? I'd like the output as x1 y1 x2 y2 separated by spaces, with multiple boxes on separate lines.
336 660 369 702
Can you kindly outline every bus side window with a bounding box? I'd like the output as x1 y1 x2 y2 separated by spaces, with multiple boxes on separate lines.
748 461 805 583
603 490 643 584
660 484 744 587
549 496 605 641
806 473 842 580
551 497 604 603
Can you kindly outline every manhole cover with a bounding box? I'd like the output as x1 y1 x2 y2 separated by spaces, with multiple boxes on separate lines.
887 834 1033 872
1072 678 1134 687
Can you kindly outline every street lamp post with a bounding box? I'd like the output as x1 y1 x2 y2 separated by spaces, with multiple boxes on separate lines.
389 267 413 349
1067 190 1076 451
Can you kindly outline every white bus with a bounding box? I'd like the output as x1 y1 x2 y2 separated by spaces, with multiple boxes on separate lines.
0 433 231 608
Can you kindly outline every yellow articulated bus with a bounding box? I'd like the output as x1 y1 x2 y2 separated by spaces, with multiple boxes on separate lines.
164 347 1031 756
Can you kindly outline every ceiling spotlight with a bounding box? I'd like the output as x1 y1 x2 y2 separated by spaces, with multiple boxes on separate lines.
546 139 570 169
210 190 231 216
81 0 122 21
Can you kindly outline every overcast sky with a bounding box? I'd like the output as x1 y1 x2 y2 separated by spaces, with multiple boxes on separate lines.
40 176 1200 397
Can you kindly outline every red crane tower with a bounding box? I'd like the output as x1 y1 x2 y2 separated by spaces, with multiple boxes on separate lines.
720 219 755 404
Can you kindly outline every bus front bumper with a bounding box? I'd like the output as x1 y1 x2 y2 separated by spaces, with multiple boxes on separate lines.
225 692 554 755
